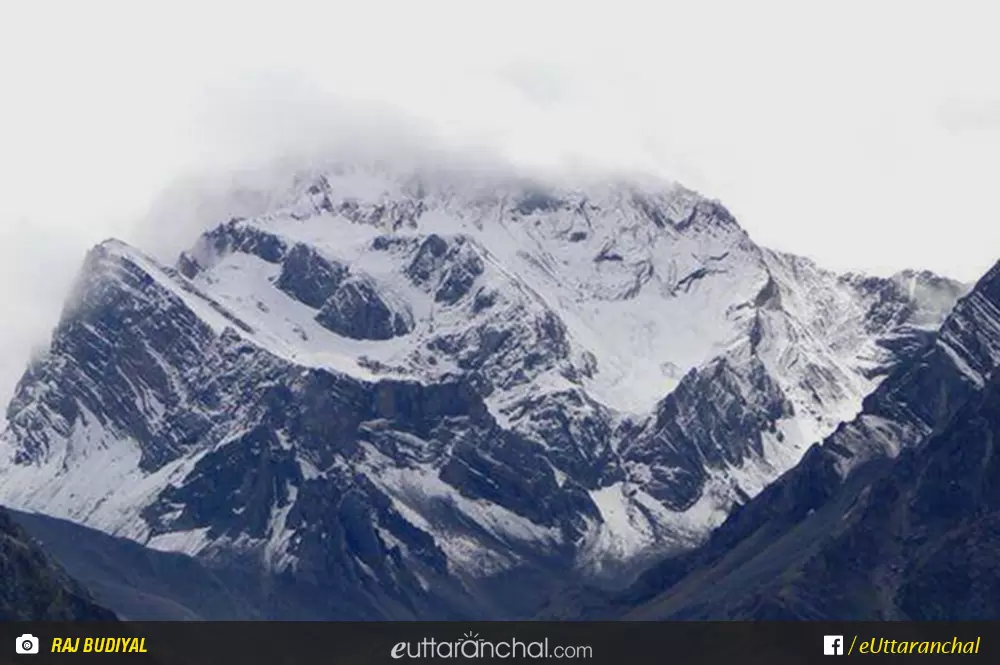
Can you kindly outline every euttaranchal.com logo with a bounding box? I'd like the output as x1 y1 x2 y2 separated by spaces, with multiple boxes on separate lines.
391 632 592 659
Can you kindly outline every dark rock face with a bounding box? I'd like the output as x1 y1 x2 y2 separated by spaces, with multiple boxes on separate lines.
441 432 597 541
498 388 617 489
315 277 414 340
600 261 1000 620
471 288 497 314
129 351 498 618
177 251 201 279
675 200 740 232
177 220 289 278
276 243 348 308
435 254 485 305
0 508 116 621
335 197 425 230
204 219 287 264
143 425 301 541
622 356 793 511
405 234 485 305
513 189 566 216
426 306 571 393
7 243 220 471
630 192 670 229
406 234 449 285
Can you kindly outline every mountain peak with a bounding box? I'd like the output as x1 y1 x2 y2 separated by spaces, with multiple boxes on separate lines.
59 238 183 326
0 163 972 620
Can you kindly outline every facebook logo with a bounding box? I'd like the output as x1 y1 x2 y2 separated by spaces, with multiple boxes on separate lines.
824 635 844 655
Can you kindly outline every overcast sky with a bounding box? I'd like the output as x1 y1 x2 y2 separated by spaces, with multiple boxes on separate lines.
1 0 1000 400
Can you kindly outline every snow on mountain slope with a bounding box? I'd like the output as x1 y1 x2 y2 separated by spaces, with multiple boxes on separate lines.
0 164 966 617
594 259 1000 621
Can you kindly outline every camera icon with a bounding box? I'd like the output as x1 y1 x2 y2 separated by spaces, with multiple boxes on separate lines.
15 634 39 655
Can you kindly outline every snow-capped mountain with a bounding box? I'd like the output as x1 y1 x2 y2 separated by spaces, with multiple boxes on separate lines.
575 260 1000 620
0 164 965 618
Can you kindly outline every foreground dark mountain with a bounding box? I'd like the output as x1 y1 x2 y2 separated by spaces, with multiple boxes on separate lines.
560 260 1000 620
0 507 115 620
10 509 331 620
0 165 965 619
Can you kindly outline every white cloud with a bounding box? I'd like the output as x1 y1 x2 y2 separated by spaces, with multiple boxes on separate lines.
1 0 1000 401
